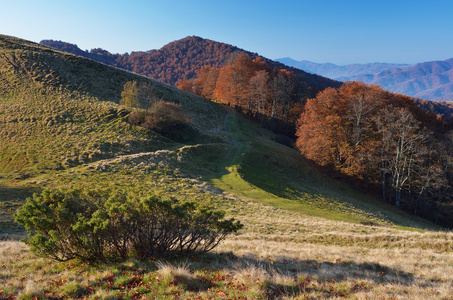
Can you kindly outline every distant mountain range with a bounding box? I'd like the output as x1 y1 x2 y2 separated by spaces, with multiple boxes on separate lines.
275 58 410 81
277 57 453 102
350 58 453 102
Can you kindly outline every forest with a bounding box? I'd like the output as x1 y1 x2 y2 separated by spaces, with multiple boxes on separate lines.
414 98 453 119
296 82 453 226
177 53 304 134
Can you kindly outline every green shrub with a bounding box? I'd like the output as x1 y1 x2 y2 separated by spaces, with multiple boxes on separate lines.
14 189 242 262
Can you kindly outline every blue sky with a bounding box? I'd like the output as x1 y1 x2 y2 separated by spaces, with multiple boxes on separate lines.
1 0 452 65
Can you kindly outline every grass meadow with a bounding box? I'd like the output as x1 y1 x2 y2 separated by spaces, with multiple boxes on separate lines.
2 196 452 299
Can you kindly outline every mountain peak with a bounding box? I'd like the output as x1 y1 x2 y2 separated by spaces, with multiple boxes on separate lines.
41 36 340 91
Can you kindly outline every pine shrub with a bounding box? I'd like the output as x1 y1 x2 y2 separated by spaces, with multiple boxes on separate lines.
15 189 242 262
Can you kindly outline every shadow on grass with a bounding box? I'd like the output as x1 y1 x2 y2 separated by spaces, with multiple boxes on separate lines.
159 251 415 299
2 244 418 299
70 250 415 298
0 185 40 203
0 185 39 238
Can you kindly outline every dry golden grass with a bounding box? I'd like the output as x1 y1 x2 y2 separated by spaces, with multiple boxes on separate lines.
212 197 453 299
2 196 452 299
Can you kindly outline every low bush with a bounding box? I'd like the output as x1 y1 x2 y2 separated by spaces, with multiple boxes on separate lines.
14 189 242 262
127 101 191 135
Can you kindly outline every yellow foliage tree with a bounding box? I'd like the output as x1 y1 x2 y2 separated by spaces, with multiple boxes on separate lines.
120 81 140 109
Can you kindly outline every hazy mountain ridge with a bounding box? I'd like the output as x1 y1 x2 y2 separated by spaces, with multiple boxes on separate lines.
279 57 453 102
349 58 453 101
275 57 410 80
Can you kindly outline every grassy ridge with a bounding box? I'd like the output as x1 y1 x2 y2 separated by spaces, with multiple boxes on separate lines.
201 110 440 229
0 34 229 237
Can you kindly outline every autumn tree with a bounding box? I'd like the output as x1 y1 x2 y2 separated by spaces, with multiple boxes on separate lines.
296 86 351 170
377 108 429 206
120 81 140 109
411 144 448 215
194 66 219 99
176 79 195 94
214 53 255 107
269 69 296 132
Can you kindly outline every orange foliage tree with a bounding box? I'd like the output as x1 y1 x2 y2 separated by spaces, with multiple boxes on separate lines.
296 83 384 177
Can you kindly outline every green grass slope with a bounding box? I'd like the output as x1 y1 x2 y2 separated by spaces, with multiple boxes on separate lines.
0 34 228 177
0 34 228 234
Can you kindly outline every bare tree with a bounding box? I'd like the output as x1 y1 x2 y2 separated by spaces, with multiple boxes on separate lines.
376 108 428 207
248 70 270 125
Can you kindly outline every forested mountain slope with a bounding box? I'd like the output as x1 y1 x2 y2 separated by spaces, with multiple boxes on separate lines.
40 36 341 96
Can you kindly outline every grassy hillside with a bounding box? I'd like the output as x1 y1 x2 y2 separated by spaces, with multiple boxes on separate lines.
0 34 228 236
1 35 452 299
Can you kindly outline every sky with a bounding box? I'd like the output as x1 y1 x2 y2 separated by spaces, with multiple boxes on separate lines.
1 0 453 65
